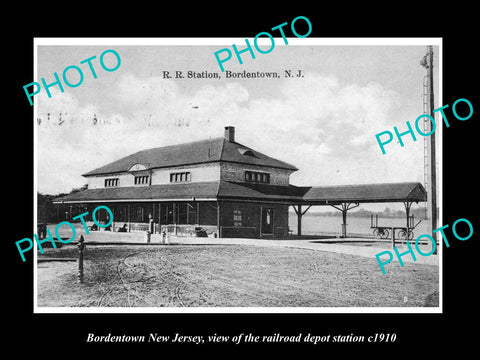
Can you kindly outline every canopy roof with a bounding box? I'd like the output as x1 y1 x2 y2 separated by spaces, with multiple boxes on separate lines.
53 181 426 205
301 182 427 204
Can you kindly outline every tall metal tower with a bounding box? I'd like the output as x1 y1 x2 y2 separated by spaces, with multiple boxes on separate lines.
421 46 438 251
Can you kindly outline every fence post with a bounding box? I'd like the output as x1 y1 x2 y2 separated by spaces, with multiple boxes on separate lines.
391 227 395 248
78 235 85 283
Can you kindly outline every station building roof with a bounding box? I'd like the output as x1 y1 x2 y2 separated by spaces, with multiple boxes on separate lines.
82 137 298 177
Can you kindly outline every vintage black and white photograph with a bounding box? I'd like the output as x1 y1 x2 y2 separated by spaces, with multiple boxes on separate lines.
34 38 441 312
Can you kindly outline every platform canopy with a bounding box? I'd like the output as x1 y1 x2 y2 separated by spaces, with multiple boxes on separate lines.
300 182 427 205
291 182 427 238
54 181 427 205
52 181 304 204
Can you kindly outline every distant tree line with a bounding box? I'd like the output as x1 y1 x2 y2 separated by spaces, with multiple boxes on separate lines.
301 206 428 219
350 206 427 219
38 185 87 223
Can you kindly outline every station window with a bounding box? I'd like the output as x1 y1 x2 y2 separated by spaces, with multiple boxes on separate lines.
245 171 270 184
170 171 191 183
134 175 150 185
135 206 144 222
233 209 242 226
104 178 119 187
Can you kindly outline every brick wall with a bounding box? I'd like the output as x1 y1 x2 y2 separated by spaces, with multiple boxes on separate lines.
87 162 293 189
151 163 220 185
219 201 289 239
220 163 292 185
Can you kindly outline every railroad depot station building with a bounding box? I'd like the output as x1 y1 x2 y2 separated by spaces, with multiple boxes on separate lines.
54 126 427 239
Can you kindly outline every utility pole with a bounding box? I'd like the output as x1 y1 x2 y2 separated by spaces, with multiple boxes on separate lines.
421 46 438 254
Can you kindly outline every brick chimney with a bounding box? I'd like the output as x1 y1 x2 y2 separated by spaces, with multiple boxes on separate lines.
224 126 235 142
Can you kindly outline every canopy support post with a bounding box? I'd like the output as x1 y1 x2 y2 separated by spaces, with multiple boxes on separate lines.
330 202 359 238
293 204 311 236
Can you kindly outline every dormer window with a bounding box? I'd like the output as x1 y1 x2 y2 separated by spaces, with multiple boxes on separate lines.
134 175 150 185
170 171 191 183
245 171 270 184
105 178 119 187
129 163 147 171
237 147 256 157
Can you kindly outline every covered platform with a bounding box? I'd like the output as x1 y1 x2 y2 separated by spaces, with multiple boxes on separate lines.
291 182 427 238
53 180 427 242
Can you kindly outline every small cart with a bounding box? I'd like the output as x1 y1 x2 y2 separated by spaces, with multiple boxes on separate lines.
370 214 422 241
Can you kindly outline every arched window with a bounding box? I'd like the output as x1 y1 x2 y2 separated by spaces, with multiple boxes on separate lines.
237 148 256 157
129 164 147 171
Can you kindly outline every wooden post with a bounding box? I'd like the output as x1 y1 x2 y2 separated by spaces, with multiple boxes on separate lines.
297 205 302 236
196 202 200 225
292 204 311 237
331 202 359 238
217 201 221 238
152 203 156 233
77 235 85 283
173 203 176 224
391 227 395 248
111 206 115 231
158 203 162 232
127 203 131 232
404 201 411 242
341 206 348 238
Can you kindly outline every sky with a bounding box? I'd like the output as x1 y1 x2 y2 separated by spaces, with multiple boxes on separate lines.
35 39 440 211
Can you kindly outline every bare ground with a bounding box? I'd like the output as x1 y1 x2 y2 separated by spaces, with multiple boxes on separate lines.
36 244 439 308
